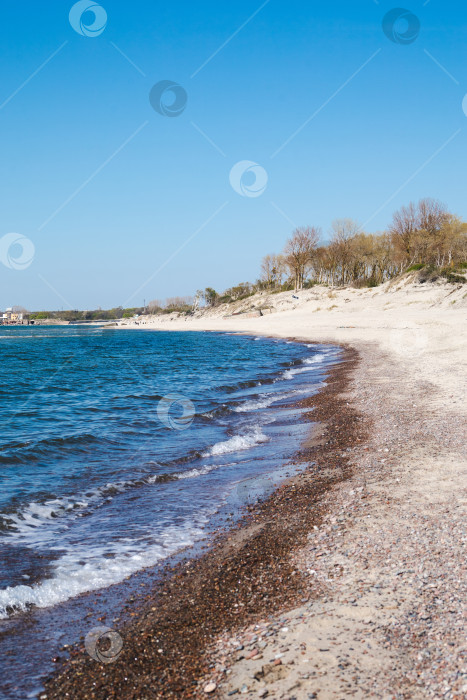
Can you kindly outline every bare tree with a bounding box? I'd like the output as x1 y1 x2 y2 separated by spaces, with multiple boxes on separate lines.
261 253 286 289
11 305 28 313
147 299 162 313
284 227 321 290
192 290 203 311
329 219 360 285
389 201 419 264
272 254 286 287
417 198 449 237
414 198 449 263
390 199 450 266
265 201 465 290
165 296 193 309
260 254 276 288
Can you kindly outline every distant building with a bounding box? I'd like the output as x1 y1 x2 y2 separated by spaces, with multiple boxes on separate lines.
0 309 28 325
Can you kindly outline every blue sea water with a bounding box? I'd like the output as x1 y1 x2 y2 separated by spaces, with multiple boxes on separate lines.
0 327 340 697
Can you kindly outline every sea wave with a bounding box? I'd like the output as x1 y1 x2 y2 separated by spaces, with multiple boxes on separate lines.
233 387 311 412
202 426 268 457
0 426 271 542
279 352 332 379
0 514 211 619
0 335 341 619
0 432 114 465
0 482 137 543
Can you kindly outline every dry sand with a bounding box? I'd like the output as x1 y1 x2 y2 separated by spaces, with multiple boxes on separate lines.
119 277 466 699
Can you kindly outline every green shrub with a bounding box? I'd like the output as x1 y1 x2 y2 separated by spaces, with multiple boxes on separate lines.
441 271 466 284
417 265 466 284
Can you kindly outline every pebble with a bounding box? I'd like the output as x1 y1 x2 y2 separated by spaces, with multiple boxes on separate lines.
245 649 259 660
203 682 217 693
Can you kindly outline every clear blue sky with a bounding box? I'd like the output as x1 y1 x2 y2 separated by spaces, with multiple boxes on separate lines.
1 0 466 310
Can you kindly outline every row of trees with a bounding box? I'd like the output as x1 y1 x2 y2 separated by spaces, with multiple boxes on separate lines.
199 198 466 306
19 198 466 319
260 198 467 291
29 307 147 321
26 197 465 319
147 296 194 314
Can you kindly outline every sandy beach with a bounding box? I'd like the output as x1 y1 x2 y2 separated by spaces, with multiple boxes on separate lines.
45 277 466 699
4 2 467 697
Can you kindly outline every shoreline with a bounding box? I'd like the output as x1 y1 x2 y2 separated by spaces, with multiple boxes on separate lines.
43 345 362 699
0 335 332 696
44 285 466 698
205 332 466 699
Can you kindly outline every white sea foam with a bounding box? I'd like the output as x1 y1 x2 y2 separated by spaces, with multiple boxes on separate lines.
279 353 331 379
1 352 333 546
233 387 311 413
2 499 88 540
203 427 268 457
0 344 339 618
233 396 277 412
176 465 215 479
0 452 243 548
0 480 142 545
176 461 236 479
0 514 210 618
